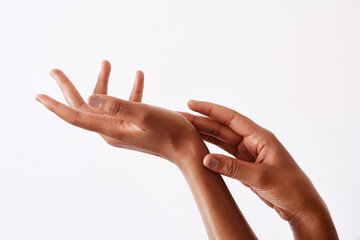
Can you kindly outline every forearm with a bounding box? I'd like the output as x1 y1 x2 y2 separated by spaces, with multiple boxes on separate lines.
289 200 338 240
176 144 257 240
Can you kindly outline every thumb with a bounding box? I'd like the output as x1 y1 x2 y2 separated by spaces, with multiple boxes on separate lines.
203 154 257 186
88 94 145 126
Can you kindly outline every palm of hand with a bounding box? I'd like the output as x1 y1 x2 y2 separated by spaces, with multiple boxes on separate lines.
181 101 320 221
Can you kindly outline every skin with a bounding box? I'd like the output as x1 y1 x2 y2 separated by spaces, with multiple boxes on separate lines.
36 61 257 240
180 101 339 240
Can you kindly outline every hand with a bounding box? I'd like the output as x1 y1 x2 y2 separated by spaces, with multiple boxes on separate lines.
36 61 206 165
180 100 338 239
92 60 144 147
36 66 257 239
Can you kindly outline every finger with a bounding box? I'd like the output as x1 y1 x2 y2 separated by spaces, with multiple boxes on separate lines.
129 70 144 102
179 112 242 145
94 60 111 94
200 133 255 163
50 69 86 108
88 94 146 127
199 133 239 156
187 100 259 136
179 111 255 162
36 94 121 138
203 154 258 186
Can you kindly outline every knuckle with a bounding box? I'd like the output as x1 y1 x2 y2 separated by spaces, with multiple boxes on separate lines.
267 130 276 139
74 98 86 108
210 125 221 136
135 89 142 95
71 111 81 127
261 128 277 143
109 102 122 116
141 111 151 123
225 159 239 178
139 107 153 123
224 112 236 126
206 105 214 116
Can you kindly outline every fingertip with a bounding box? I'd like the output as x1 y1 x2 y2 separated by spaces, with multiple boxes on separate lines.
203 156 210 166
35 94 51 105
102 60 111 69
187 99 199 109
35 94 42 103
136 70 144 79
49 68 61 77
187 99 194 106
203 155 219 169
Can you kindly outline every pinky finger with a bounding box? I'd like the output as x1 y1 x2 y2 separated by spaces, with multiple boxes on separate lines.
129 70 144 102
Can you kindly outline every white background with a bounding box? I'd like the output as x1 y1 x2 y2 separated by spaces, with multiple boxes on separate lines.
1 0 359 239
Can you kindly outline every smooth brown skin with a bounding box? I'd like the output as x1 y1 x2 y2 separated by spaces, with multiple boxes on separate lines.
180 101 339 239
36 61 257 240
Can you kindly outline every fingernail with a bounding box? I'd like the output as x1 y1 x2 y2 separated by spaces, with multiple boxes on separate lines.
89 96 101 108
206 157 219 169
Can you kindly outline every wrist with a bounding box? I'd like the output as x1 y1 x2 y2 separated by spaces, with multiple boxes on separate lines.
173 138 209 172
289 200 338 240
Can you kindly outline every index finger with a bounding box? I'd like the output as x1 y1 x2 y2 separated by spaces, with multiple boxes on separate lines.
178 111 242 144
187 100 259 136
50 69 86 108
36 94 125 139
129 70 144 102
